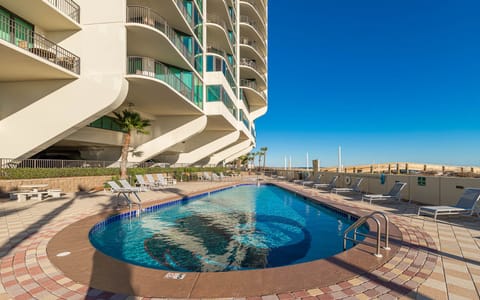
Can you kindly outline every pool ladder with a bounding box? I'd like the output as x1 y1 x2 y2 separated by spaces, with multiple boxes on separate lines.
117 191 142 216
343 211 390 257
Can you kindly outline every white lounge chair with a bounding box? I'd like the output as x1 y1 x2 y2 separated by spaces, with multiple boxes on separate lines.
417 188 480 221
156 173 176 185
135 175 154 190
362 182 407 204
119 179 147 192
146 174 166 187
331 178 363 194
313 176 338 191
202 172 212 181
302 174 322 187
212 173 221 181
107 181 142 206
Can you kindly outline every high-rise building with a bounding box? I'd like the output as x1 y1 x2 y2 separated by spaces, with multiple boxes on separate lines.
0 0 267 166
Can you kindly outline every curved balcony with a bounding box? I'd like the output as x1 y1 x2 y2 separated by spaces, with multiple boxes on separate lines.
244 0 267 19
125 56 203 116
240 58 266 89
205 85 238 129
0 0 80 31
240 39 266 70
0 17 80 80
240 0 266 29
240 15 266 41
206 53 236 92
126 6 195 71
240 79 267 110
207 46 235 71
206 15 235 55
207 0 235 31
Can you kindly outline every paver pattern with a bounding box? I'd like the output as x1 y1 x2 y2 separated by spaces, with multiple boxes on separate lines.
0 179 479 299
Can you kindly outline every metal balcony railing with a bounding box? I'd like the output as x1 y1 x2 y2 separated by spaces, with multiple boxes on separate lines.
127 6 194 65
174 0 195 28
127 56 203 110
240 79 257 90
0 17 80 74
47 0 80 23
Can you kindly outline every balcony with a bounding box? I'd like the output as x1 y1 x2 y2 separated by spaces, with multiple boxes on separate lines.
0 18 80 80
126 6 195 71
240 79 267 110
126 56 203 115
240 15 266 40
205 85 238 129
206 53 236 92
240 58 266 88
0 0 80 31
206 15 235 55
240 0 266 27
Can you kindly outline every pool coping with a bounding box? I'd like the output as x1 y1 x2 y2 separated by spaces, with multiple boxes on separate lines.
47 182 403 298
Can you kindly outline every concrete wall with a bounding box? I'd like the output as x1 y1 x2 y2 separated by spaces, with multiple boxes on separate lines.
0 176 113 197
274 170 480 206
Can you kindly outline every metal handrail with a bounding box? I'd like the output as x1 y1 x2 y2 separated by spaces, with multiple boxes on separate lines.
343 211 390 257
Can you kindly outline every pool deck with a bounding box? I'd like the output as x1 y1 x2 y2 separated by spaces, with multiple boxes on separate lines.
0 178 479 299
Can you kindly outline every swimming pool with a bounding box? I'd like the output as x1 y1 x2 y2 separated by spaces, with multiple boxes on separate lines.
89 184 367 272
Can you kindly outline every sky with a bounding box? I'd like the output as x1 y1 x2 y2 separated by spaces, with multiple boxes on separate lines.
253 0 480 168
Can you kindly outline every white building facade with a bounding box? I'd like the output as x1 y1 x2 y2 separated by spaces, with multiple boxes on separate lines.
0 0 267 166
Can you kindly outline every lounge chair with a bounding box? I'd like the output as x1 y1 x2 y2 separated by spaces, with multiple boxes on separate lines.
212 173 221 181
302 174 322 187
202 172 212 181
119 179 148 192
146 174 166 187
313 176 338 191
331 178 363 194
362 182 407 204
107 181 142 206
156 173 176 185
417 188 480 220
293 172 310 184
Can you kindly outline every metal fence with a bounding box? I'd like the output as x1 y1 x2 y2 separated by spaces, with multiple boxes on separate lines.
0 158 221 169
0 158 161 169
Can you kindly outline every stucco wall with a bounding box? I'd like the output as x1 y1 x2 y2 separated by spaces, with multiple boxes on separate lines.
0 176 112 197
276 170 480 206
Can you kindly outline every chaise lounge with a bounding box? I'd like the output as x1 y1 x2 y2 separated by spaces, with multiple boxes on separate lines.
362 182 407 204
417 188 480 221
331 177 363 194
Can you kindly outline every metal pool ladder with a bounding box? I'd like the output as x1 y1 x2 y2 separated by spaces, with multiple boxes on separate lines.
343 211 390 257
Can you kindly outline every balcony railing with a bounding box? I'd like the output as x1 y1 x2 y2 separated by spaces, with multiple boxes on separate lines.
174 0 195 28
47 0 80 23
207 15 236 48
207 46 235 68
240 79 258 90
127 6 193 65
0 17 80 74
127 56 203 110
240 15 262 33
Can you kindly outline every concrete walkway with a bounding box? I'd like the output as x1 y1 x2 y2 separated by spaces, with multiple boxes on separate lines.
0 179 478 299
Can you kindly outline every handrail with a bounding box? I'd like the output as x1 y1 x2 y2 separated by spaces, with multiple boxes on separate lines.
343 211 390 257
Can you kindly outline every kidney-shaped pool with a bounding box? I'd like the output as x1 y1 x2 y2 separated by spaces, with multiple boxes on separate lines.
89 184 367 272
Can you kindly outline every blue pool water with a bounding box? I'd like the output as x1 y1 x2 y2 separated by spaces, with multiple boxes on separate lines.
89 185 367 272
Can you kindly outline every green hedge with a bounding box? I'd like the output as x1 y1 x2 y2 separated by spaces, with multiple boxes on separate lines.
0 167 229 180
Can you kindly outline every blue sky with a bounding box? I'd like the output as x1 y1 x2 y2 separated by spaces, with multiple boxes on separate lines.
253 0 480 167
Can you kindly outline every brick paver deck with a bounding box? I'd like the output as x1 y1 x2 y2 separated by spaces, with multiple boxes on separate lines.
0 179 479 299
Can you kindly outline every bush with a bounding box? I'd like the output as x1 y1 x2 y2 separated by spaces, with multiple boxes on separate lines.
0 166 228 180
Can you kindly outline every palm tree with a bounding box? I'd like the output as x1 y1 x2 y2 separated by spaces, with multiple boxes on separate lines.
257 151 262 170
247 152 256 169
113 109 151 179
260 147 268 170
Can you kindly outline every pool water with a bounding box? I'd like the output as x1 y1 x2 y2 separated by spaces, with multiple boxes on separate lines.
89 185 367 272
